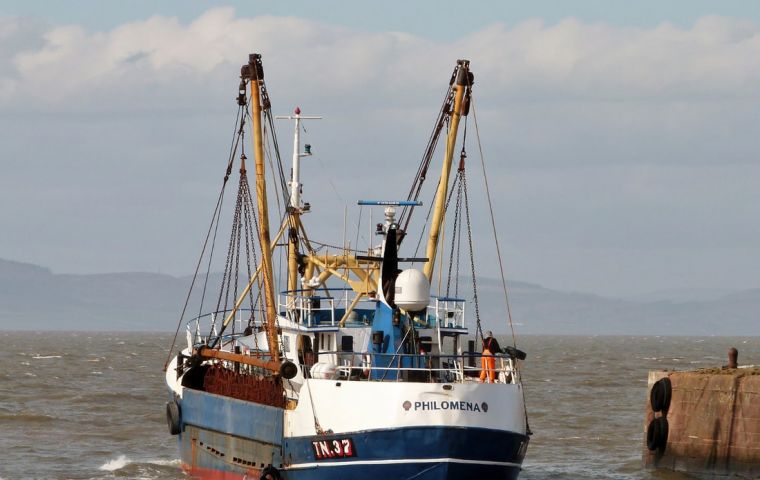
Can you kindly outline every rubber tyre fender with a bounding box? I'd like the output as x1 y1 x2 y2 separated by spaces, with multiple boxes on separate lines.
260 466 281 480
279 361 298 380
646 417 669 454
650 377 672 413
504 346 527 361
166 399 181 435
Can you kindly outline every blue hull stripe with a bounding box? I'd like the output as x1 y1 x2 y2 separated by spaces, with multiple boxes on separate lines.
288 457 521 468
283 461 521 480
181 388 283 444
284 425 528 465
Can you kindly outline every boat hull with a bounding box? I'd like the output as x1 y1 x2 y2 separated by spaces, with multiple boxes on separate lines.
283 426 527 479
181 461 523 480
175 388 528 479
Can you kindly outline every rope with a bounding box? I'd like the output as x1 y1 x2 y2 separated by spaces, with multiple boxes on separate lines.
470 93 531 435
197 107 247 320
162 186 227 371
162 104 246 371
303 377 326 434
470 97 518 348
309 239 364 254
410 182 437 262
398 66 459 236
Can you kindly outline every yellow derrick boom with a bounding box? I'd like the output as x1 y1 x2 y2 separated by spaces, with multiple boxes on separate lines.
248 54 280 363
423 60 470 281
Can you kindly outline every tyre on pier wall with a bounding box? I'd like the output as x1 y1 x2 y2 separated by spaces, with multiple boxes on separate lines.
643 369 760 478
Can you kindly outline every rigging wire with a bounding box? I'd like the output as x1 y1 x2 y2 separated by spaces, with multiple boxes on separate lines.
354 205 363 253
255 76 289 358
262 119 285 294
197 106 245 320
469 97 519 348
445 173 462 297
309 239 364 254
210 151 266 348
212 185 241 342
162 186 227 371
264 108 290 209
314 155 346 206
398 65 460 235
410 184 437 262
162 104 248 371
461 165 485 343
241 177 259 325
470 92 531 435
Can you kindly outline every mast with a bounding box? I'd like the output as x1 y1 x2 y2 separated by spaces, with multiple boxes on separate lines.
275 108 321 296
244 53 279 363
423 59 471 281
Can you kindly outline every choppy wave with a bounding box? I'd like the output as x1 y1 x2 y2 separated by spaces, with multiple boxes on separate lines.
0 412 56 424
2 332 759 480
99 455 130 471
99 455 181 472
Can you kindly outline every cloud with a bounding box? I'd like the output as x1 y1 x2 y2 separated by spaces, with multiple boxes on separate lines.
1 10 759 111
1 9 759 296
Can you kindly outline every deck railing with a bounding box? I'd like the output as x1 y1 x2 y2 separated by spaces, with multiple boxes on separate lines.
185 309 256 350
303 351 520 385
277 289 377 327
275 290 469 330
426 296 467 329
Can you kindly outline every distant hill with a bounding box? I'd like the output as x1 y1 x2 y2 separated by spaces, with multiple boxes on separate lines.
0 258 758 334
0 258 188 331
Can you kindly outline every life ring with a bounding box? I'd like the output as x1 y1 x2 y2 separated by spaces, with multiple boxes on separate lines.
260 466 281 480
650 377 672 413
361 354 372 378
166 399 181 435
646 417 669 454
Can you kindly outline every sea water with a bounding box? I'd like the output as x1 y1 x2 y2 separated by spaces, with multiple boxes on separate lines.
1 331 758 479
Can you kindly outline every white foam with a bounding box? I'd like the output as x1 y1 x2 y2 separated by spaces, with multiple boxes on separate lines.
99 455 130 471
147 458 181 467
32 355 62 359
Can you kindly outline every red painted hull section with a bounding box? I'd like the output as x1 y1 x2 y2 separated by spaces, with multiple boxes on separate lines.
182 463 261 480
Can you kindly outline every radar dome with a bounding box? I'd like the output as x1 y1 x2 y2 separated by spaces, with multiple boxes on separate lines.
394 269 430 311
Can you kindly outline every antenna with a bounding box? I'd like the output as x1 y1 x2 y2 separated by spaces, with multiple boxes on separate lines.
275 107 322 211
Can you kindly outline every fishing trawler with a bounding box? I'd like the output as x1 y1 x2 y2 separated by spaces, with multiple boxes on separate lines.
163 53 530 480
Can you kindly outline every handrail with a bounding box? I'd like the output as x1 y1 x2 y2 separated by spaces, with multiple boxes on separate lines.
185 308 257 349
276 291 377 327
306 351 519 384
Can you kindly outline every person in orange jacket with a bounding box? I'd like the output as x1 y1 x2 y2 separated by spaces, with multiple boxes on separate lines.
479 331 501 383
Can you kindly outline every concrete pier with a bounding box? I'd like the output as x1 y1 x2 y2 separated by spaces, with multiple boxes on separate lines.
644 366 760 477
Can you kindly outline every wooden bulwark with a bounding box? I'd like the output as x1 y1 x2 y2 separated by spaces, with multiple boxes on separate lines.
202 364 286 408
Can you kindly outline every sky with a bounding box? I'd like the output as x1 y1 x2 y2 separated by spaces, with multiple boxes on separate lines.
0 1 759 298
